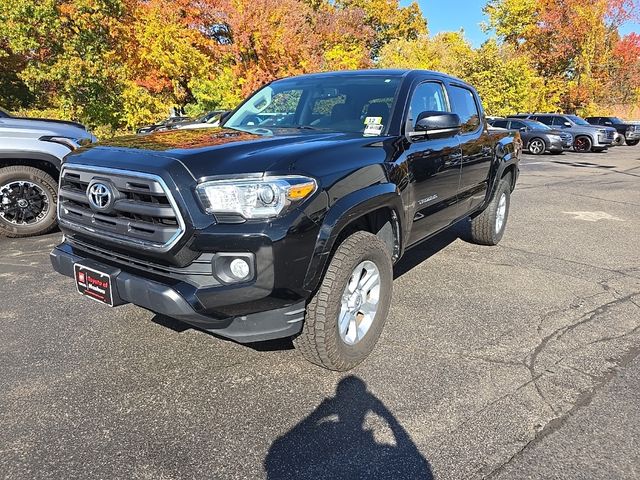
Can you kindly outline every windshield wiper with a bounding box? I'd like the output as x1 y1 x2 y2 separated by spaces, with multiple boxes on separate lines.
276 125 324 131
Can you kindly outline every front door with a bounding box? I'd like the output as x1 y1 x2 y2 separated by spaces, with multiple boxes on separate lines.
404 81 462 245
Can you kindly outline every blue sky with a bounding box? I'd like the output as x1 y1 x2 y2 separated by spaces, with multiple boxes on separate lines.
410 0 640 47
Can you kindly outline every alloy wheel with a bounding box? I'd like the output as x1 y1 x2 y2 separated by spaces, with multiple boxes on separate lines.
338 260 381 345
0 181 50 225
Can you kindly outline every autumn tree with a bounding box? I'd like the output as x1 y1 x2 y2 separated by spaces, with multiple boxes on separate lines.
0 0 130 127
335 0 427 58
485 0 640 113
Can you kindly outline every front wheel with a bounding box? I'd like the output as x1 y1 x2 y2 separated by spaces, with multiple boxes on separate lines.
528 138 546 155
0 166 58 238
573 136 593 153
469 177 511 246
293 231 393 371
626 139 639 146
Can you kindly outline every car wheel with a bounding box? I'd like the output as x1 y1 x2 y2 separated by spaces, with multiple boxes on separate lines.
528 138 546 155
626 139 639 146
613 134 625 146
293 231 393 371
573 136 593 153
469 176 511 246
0 166 58 238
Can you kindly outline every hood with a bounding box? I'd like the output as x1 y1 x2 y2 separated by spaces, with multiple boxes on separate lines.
69 127 383 180
0 117 94 141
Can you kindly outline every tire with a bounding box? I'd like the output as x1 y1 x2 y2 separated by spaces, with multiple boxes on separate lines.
613 135 625 146
0 166 58 238
626 139 639 146
469 177 511 246
293 231 393 371
573 136 592 153
528 138 546 155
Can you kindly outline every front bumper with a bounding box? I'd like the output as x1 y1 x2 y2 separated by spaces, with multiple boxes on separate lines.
625 131 640 141
50 245 305 343
595 135 613 148
548 138 564 152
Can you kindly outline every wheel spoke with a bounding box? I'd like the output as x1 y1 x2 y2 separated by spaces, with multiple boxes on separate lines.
338 308 352 335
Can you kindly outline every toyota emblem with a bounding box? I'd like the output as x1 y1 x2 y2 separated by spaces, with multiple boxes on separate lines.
87 182 113 211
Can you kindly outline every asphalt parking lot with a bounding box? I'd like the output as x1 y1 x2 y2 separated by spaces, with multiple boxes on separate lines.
1 147 639 480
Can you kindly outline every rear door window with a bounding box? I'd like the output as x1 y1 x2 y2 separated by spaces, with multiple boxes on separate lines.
449 86 480 133
492 120 508 128
534 116 554 126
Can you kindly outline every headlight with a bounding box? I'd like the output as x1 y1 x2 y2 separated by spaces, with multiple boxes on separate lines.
39 136 92 150
196 175 317 219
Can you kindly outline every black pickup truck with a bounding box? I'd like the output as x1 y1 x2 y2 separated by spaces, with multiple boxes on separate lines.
50 70 520 371
585 116 640 146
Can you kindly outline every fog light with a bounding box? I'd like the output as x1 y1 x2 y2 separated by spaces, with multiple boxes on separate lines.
230 258 250 279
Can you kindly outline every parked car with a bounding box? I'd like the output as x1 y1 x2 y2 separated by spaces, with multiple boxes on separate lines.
50 69 520 370
585 116 640 146
489 117 571 154
0 109 97 237
173 110 231 130
136 115 192 134
511 113 615 152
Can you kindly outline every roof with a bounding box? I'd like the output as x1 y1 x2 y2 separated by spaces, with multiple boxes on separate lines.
272 69 467 85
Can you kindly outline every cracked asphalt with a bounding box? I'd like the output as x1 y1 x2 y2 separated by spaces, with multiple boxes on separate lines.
1 147 639 479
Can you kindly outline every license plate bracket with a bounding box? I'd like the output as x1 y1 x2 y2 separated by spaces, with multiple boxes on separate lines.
74 261 124 307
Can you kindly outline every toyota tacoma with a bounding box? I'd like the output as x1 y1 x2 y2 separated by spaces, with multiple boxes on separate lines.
50 70 520 371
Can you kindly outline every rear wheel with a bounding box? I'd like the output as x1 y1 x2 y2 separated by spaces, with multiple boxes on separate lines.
573 136 592 153
0 166 58 238
626 139 639 146
613 134 625 146
469 177 511 246
528 138 546 155
293 231 393 371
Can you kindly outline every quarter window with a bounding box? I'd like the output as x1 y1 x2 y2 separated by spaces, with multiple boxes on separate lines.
449 86 480 133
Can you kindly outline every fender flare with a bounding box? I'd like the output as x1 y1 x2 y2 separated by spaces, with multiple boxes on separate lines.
0 150 62 171
302 183 404 293
484 136 519 206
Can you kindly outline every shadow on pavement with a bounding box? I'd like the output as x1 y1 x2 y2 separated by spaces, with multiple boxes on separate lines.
264 376 433 479
551 160 616 169
393 220 466 279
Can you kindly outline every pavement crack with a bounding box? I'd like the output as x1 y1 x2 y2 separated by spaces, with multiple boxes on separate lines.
485 344 640 479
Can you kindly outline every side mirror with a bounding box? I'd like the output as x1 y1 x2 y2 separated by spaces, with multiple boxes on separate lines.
604 121 612 125
411 111 461 139
520 127 527 132
563 121 571 127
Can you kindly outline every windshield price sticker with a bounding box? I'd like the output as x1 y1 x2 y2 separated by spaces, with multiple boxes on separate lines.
364 116 384 135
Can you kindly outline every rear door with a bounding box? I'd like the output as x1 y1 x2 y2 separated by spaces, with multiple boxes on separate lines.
449 84 493 214
403 80 462 245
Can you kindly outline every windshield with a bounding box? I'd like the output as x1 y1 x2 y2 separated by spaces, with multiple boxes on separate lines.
610 117 624 124
224 75 402 135
565 115 590 126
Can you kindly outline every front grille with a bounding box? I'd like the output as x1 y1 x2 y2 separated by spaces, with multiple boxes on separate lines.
58 165 185 252
606 130 615 140
560 132 572 142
